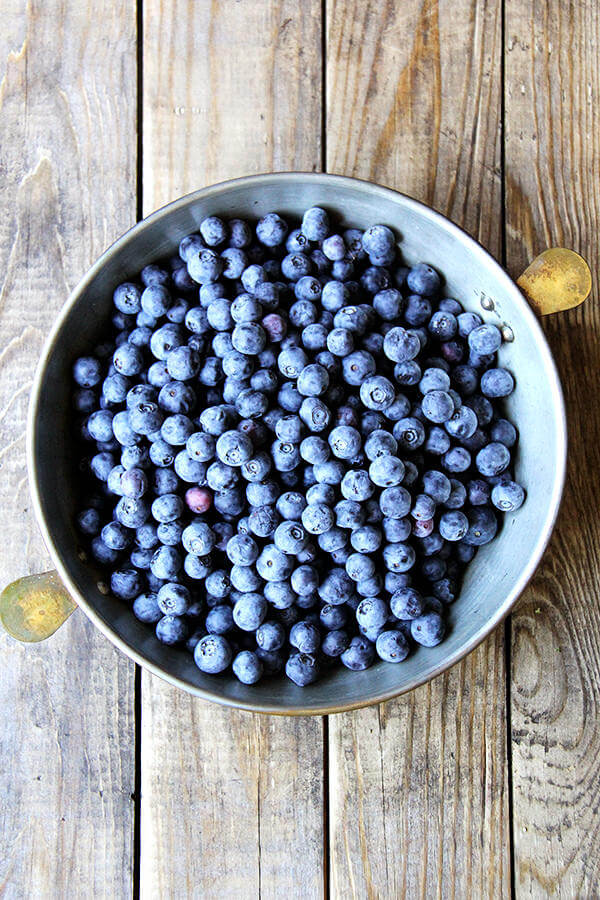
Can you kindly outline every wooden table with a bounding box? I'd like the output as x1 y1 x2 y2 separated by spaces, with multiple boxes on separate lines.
1 1 598 896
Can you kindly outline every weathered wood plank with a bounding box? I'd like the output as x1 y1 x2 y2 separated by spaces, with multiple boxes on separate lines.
140 3 325 898
505 1 600 895
0 2 137 898
326 1 510 896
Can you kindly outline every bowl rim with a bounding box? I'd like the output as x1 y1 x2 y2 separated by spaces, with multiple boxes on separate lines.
27 171 567 715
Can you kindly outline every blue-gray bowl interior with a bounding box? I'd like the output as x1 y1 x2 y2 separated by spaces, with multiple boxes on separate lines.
29 173 565 714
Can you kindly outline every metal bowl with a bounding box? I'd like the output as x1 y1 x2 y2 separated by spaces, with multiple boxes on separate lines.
26 172 566 714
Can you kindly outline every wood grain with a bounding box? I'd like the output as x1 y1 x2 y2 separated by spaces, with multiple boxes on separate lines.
0 1 137 897
326 1 510 895
505 1 600 895
140 3 325 898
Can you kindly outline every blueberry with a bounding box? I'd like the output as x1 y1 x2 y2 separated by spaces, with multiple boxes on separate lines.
322 630 350 657
231 650 263 684
313 460 345 485
281 252 312 282
290 620 321 654
318 567 354 605
356 597 389 631
390 587 424 620
300 435 330 465
141 283 171 318
376 630 410 663
341 469 374 502
321 280 349 313
299 398 331 433
297 364 330 397
406 263 441 297
120 445 151 472
254 620 285 652
382 517 411 543
255 544 293 582
368 455 405 487
148 492 181 524
333 305 369 335
125 402 163 438
133 592 162 624
110 568 143 600
278 347 308 380
340 636 376 671
383 327 421 363
442 446 472 474
194 634 232 673
468 324 502 355
291 554 319 597
188 248 224 283
77 508 102 536
86 409 114 443
359 375 395 411
73 356 102 388
428 310 457 339
273 521 307 555
393 417 426 451
285 228 310 254
233 388 267 420
301 503 335 535
420 470 450 504
120 467 148 499
476 441 511 477
421 390 454 423
400 296 429 330
233 593 267 631
212 430 252 468
150 545 181 580
203 605 233 636
161 414 194 446
286 652 320 686
411 612 445 647
156 582 190 616
227 218 252 249
445 405 478 439
156 615 188 645
246 481 279 506
463 507 498 545
184 552 213 579
302 207 329 241
229 564 261 594
113 282 142 315
341 350 376 387
383 542 416 573
238 449 271 482
491 481 525 512
91 536 120 565
481 368 515 398
325 425 360 460
198 216 228 247
490 418 518 448
157 519 184 546
248 504 280 539
277 491 307 521
318 527 347 553
263 580 295 610
115 497 150 529
372 288 402 321
147 360 171 388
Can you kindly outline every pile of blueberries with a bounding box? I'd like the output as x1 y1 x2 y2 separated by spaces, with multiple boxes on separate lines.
72 206 525 687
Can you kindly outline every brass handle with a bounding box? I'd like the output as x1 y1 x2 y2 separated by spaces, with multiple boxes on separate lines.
517 248 591 316
0 571 77 642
